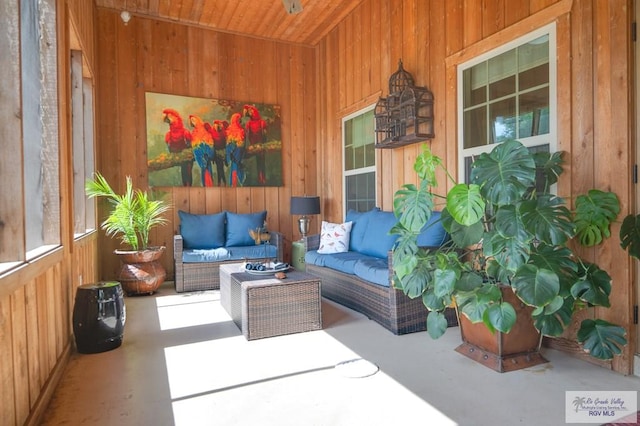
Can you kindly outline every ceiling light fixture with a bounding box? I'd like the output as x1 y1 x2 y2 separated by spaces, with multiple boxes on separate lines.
282 0 303 15
120 10 131 24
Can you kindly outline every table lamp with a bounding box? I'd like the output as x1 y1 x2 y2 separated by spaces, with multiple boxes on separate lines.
290 196 320 240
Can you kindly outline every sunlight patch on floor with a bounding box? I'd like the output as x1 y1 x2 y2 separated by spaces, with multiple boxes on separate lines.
155 291 227 330
156 289 456 425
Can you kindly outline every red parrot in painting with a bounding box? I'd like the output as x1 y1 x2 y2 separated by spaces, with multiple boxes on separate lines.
243 104 268 185
225 113 246 187
204 120 228 186
162 108 193 186
189 114 215 187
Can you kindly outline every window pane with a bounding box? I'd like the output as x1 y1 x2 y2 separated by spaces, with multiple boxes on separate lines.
519 63 549 91
345 172 375 213
489 97 517 143
464 107 487 148
343 107 376 215
519 88 549 138
464 64 487 108
489 75 515 100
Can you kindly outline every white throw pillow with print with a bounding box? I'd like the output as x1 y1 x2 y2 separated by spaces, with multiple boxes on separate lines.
317 221 353 254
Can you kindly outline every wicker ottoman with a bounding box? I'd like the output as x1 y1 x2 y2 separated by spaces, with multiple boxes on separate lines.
225 269 322 340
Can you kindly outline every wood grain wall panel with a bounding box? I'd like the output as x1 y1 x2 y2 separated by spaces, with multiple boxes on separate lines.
0 294 16 425
463 0 483 47
592 0 634 373
315 0 634 372
505 0 530 27
11 287 29 425
483 0 505 38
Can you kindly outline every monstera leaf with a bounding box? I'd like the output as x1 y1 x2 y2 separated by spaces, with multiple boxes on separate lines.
445 183 485 226
470 139 537 206
520 195 574 246
393 182 434 233
577 319 627 360
620 213 640 260
574 190 620 247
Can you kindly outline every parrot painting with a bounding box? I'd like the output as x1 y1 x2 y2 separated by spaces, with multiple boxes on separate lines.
225 113 246 187
243 104 268 185
162 108 193 186
205 119 228 186
189 114 215 187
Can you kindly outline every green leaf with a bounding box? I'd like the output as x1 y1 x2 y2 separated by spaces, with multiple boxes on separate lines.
433 269 457 298
441 208 484 247
455 271 484 292
426 311 449 339
577 319 627 360
533 297 574 336
470 139 536 206
446 183 485 226
393 183 434 233
620 213 640 259
511 265 559 307
422 290 449 311
397 267 432 299
533 150 564 188
483 230 530 272
413 144 443 185
484 302 516 334
574 190 620 246
570 263 612 307
520 195 574 245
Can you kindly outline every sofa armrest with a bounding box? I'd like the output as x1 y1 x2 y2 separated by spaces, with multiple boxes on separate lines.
174 234 184 263
302 234 320 252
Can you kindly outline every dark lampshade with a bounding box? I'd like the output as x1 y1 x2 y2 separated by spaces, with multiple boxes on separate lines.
290 196 320 215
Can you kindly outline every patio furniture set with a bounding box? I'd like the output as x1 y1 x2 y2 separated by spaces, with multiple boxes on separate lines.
174 208 455 340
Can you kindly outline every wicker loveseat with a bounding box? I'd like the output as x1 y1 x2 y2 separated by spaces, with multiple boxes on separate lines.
174 210 283 292
303 209 457 335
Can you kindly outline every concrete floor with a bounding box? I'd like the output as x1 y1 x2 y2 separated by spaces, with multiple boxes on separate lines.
42 281 640 426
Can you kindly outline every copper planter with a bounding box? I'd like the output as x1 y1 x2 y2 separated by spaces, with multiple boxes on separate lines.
455 285 548 372
115 247 166 296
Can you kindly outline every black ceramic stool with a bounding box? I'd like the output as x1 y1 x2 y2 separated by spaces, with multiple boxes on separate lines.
73 281 126 354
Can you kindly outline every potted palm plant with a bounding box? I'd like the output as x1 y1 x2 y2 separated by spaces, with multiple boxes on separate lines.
86 172 171 295
392 140 627 372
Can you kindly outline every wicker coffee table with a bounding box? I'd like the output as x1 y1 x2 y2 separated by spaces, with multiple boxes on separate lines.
220 264 322 340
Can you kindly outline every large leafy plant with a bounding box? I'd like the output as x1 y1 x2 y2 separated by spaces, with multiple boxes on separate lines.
85 172 170 251
392 140 627 361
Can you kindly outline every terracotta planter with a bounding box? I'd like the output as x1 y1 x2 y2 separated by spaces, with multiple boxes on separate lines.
455 285 548 372
115 247 166 296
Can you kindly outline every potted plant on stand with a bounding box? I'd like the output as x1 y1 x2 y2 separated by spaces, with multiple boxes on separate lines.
392 140 627 372
86 172 171 296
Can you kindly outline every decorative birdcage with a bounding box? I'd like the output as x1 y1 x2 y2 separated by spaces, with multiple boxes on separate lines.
374 60 435 148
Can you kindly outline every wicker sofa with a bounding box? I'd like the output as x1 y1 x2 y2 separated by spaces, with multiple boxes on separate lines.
174 210 283 292
302 209 457 335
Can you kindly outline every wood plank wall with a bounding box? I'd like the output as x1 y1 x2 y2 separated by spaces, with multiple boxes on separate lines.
315 0 635 374
0 1 100 424
94 8 319 280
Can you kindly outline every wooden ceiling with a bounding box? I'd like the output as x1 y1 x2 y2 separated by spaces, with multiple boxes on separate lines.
94 0 366 46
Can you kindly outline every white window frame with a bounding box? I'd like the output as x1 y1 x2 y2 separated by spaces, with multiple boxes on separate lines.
457 23 557 182
342 104 377 218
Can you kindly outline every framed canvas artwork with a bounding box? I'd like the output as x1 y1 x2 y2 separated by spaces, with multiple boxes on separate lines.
146 92 283 187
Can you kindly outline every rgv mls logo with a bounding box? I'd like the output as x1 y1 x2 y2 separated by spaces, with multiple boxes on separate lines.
566 391 637 423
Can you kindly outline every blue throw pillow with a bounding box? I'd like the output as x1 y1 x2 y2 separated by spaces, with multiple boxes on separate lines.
347 207 380 252
416 211 450 247
178 210 226 249
226 211 267 247
359 210 399 259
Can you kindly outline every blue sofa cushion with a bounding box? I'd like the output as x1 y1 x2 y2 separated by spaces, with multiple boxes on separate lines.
179 210 226 249
182 248 230 262
359 210 399 259
226 244 278 260
226 211 267 247
417 211 450 247
346 207 380 253
305 250 328 267
313 251 373 275
353 257 390 287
